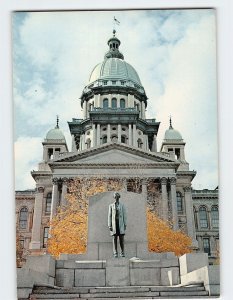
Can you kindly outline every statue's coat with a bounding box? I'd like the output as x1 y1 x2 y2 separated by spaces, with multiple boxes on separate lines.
108 202 127 236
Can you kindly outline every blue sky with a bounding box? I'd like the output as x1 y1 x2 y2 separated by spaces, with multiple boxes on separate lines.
13 9 218 190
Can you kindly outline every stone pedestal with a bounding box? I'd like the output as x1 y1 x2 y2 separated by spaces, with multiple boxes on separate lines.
106 258 130 286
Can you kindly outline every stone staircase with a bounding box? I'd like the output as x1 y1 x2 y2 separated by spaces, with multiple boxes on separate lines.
29 282 209 299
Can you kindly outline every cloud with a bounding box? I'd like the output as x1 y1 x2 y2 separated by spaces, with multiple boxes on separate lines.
14 137 42 190
13 9 218 190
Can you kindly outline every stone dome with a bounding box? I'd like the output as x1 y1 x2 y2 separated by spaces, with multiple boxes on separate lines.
164 128 183 140
89 58 142 86
164 118 183 140
46 127 65 140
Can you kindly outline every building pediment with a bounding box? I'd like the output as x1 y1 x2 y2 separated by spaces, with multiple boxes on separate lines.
50 143 178 167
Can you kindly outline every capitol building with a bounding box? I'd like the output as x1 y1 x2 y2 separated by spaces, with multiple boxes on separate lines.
15 30 219 264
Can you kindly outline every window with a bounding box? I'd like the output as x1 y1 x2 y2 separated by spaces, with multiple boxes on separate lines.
203 238 211 255
121 81 125 86
137 139 143 148
45 192 52 213
20 240 24 248
112 81 116 85
103 81 107 85
103 99 109 109
86 139 91 149
112 98 117 108
102 136 107 144
43 227 49 248
121 136 126 143
199 206 208 228
120 99 125 108
176 192 183 213
175 148 180 159
134 102 139 111
111 135 118 143
211 206 219 228
48 148 53 159
19 207 28 229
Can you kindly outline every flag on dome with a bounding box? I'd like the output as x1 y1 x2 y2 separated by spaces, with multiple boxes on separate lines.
114 16 120 25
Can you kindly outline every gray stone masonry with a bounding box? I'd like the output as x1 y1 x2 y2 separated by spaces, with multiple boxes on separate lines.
55 255 180 287
179 253 220 296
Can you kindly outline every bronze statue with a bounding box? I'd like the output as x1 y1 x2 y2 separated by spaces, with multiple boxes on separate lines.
108 192 127 258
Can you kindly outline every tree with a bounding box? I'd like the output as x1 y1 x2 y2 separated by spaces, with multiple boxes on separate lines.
48 177 123 257
147 209 192 256
48 176 192 258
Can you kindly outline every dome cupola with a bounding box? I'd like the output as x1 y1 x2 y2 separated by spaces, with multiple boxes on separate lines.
82 29 146 101
164 117 183 141
45 116 66 141
104 30 124 60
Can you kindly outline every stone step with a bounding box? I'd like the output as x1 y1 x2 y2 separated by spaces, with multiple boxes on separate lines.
33 285 205 294
31 284 209 299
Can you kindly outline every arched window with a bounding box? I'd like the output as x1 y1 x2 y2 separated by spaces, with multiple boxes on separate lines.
111 135 118 143
203 238 211 255
103 99 109 109
19 207 28 229
112 98 117 108
137 138 143 148
102 136 107 144
86 138 91 149
199 206 208 228
45 192 52 213
120 99 125 108
176 192 183 213
121 135 126 143
211 206 219 228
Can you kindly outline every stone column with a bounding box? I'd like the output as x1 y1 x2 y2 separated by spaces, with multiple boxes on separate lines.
61 178 68 206
170 178 179 231
79 135 83 151
97 124 101 146
210 235 216 256
29 187 44 250
71 135 77 152
128 124 132 146
28 211 33 230
142 102 146 119
83 101 87 118
50 178 59 221
184 186 198 247
197 236 202 251
118 124 122 143
92 123 96 147
117 93 120 107
133 124 137 147
152 134 157 152
107 124 111 142
207 208 211 229
82 133 86 150
161 177 168 221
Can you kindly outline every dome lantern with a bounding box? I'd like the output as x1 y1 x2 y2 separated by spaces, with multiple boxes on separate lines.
104 30 124 60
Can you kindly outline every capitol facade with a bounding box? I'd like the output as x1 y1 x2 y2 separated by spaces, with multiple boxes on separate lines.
15 30 219 264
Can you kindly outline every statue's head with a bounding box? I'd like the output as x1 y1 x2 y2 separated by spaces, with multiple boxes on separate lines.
114 192 121 201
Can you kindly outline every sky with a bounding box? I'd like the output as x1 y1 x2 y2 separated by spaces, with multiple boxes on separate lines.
13 9 218 190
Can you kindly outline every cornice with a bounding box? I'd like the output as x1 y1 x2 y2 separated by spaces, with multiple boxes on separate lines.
50 162 180 169
49 142 179 165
